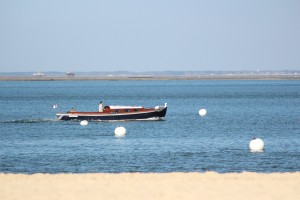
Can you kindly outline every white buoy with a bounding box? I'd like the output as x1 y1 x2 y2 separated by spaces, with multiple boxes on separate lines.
199 108 207 117
80 120 88 126
249 138 264 152
115 126 126 137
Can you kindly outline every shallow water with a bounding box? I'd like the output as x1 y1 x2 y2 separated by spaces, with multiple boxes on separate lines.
0 80 299 173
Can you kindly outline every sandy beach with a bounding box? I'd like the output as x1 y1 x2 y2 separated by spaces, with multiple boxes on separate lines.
1 172 299 200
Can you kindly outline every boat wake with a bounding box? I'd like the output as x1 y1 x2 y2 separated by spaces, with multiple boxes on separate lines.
3 118 57 124
136 117 165 121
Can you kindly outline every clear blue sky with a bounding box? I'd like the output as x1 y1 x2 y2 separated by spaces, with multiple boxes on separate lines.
1 0 299 72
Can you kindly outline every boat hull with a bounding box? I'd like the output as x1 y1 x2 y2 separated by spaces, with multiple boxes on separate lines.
56 106 167 121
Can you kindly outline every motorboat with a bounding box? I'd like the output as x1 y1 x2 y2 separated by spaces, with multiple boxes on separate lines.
56 103 167 121
32 72 44 76
65 72 75 77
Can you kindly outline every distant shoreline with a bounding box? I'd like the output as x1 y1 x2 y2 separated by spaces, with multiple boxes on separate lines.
1 74 300 81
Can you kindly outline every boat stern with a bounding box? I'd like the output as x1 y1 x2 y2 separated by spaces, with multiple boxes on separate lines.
56 113 78 120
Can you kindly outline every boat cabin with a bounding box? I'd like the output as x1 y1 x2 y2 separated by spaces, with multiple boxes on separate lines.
103 106 153 114
68 105 155 114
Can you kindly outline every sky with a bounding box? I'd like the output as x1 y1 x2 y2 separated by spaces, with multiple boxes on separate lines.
0 0 300 72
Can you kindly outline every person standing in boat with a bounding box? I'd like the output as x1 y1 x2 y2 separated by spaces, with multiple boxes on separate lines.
99 101 103 112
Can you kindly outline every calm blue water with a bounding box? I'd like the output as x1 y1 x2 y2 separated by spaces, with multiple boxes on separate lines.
0 80 299 173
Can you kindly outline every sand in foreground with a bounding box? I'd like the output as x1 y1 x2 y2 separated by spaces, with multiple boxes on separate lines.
1 172 299 200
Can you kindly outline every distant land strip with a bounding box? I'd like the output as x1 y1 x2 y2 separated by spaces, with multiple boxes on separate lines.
1 74 300 81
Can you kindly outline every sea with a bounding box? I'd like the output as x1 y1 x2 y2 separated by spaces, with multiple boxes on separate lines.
0 80 299 173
